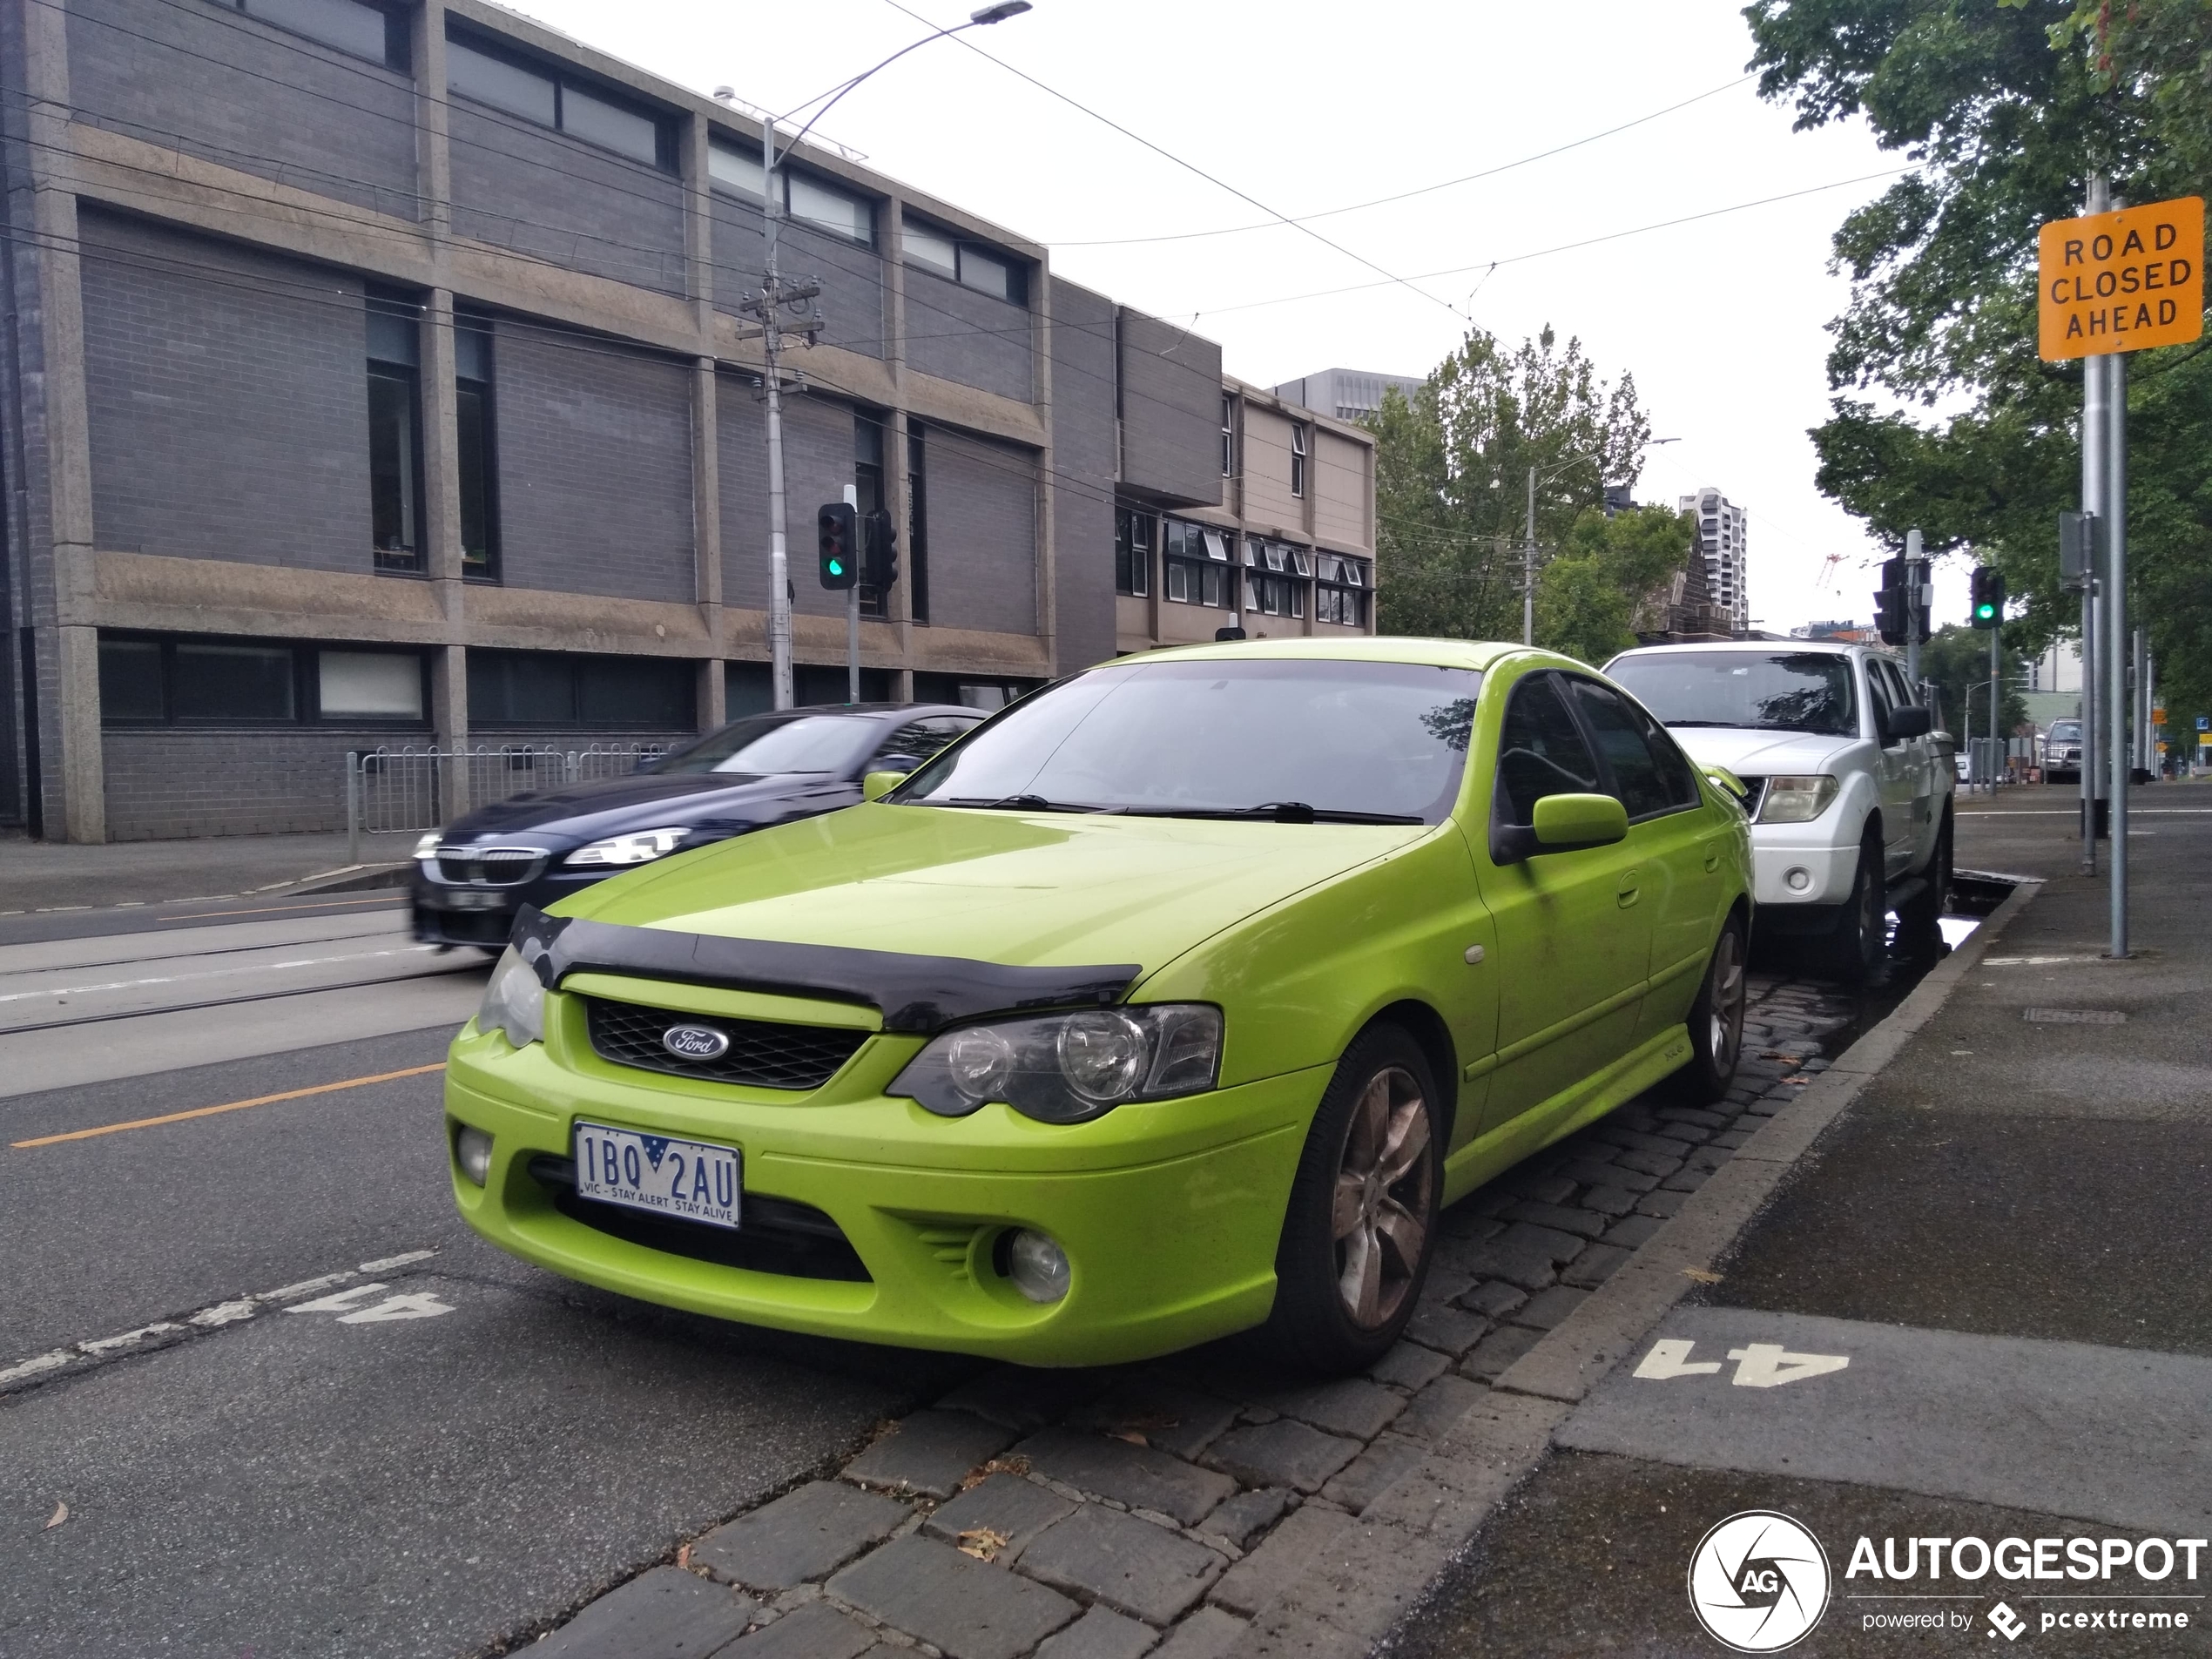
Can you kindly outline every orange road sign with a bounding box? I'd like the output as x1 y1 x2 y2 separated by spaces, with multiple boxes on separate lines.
2040 197 2203 360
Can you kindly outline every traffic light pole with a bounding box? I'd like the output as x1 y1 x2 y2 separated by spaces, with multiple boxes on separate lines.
761 116 795 712
1988 626 2000 794
1903 527 1923 688
2080 176 2108 876
2106 339 2130 955
844 486 860 704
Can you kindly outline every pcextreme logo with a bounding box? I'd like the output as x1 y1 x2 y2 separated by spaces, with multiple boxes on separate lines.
1688 1510 1831 1652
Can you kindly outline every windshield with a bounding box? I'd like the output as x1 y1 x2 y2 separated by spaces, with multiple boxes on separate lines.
894 658 1482 824
1606 651 1858 738
649 713 879 777
2049 721 2080 742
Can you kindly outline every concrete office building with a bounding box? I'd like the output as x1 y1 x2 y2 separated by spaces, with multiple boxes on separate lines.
1679 488 1749 631
1271 366 1422 424
0 0 1376 842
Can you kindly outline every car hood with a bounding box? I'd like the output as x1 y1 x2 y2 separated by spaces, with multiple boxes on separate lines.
1662 727 1867 776
556 802 1428 977
441 770 848 845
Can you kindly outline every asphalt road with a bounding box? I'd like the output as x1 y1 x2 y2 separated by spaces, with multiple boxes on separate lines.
0 891 962 1659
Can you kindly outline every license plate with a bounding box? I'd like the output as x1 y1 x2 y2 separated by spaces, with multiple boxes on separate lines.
574 1122 741 1230
438 890 508 912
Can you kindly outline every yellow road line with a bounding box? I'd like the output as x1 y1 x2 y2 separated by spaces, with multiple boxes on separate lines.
157 895 408 921
11 1062 448 1148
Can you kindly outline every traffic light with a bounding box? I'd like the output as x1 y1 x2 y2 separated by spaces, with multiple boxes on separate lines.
1875 557 1906 645
817 502 857 590
861 508 898 591
1970 565 2005 629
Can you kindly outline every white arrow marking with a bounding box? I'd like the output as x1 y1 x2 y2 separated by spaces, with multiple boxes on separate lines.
1727 1342 1851 1387
335 1291 454 1324
1634 1339 1723 1379
283 1282 388 1314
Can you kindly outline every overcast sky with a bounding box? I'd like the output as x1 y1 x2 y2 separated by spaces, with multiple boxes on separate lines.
507 0 1964 635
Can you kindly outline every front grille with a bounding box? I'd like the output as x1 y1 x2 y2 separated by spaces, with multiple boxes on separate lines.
1733 776 1770 817
437 846 546 887
423 907 512 946
530 1156 870 1281
583 996 868 1091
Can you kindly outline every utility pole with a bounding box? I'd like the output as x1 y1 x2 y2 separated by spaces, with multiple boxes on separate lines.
1523 465 1537 647
1903 526 1924 687
755 113 799 711
2079 175 2107 874
2107 314 2130 954
1988 625 2001 794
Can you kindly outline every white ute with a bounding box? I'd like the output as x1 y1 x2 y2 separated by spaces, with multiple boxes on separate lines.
1604 640 1954 984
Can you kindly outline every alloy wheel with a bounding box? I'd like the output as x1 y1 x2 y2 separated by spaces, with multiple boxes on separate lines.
1709 927 1747 1076
1331 1065 1434 1330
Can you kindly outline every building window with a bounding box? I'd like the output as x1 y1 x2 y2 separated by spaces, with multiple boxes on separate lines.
711 140 877 246
367 298 422 575
1291 422 1308 498
97 634 428 725
901 217 1027 303
907 422 930 624
214 0 408 70
448 31 676 170
1221 395 1236 478
1243 539 1307 619
856 414 887 619
1162 519 1230 609
1316 553 1368 627
1115 507 1155 597
455 317 499 581
468 651 695 730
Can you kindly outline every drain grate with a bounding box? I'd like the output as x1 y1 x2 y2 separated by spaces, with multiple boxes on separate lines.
2021 1008 2128 1024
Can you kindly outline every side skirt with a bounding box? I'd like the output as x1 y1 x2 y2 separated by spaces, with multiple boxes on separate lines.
1439 1025 1695 1205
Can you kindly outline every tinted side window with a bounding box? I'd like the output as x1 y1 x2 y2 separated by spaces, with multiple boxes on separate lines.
1565 678 1678 819
1864 658 1898 741
1495 673 1601 825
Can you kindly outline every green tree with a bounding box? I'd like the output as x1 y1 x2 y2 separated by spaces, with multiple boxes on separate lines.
1919 622 2030 740
1534 504 1702 665
1370 326 1652 643
1743 0 2212 735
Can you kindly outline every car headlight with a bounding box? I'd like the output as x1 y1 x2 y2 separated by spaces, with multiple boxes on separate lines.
563 826 691 867
475 946 544 1049
890 1005 1222 1123
1757 775 1840 824
413 831 442 861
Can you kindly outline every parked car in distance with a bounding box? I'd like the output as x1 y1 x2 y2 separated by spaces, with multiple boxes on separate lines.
444 637 1753 1372
2043 718 2084 782
1604 639 1953 984
412 704 983 949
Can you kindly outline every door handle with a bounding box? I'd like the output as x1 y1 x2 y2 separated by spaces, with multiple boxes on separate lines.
1703 842 1722 873
1616 871 1641 908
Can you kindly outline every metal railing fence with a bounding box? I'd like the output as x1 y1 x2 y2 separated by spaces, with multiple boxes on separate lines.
345 743 665 863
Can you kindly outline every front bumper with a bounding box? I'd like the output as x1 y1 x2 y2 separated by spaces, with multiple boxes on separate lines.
411 862 605 948
1747 821 1862 909
443 988 1318 1366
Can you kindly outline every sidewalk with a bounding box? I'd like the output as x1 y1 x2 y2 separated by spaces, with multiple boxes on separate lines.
0 828 418 912
1391 785 2212 1654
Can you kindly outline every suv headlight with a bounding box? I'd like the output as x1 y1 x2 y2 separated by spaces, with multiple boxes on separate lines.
413 831 442 861
475 946 544 1049
890 1005 1222 1123
563 826 690 867
1758 775 1840 824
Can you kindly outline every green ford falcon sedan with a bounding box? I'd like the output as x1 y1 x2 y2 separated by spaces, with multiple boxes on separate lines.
446 638 1752 1372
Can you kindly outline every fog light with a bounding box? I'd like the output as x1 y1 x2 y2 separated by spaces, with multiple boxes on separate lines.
455 1125 494 1186
1785 867 1812 892
1006 1230 1070 1304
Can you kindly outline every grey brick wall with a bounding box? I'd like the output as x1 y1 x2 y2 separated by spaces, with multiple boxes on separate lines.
80 209 373 572
922 427 1037 638
67 0 421 219
449 104 687 297
492 322 695 604
1049 277 1117 674
906 266 1032 402
716 378 861 622
1118 307 1222 508
103 725 415 839
711 195 886 360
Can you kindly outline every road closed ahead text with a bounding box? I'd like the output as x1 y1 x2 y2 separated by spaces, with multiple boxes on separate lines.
2038 196 2206 359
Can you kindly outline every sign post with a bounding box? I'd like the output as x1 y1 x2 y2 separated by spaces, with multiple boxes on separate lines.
2038 189 2204 956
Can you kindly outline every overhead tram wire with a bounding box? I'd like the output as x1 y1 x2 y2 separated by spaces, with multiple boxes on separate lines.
1047 74 1757 248
877 0 1472 324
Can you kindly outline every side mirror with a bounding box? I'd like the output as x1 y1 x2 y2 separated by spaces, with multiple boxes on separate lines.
1530 792 1629 854
1703 765 1751 805
862 770 909 802
1884 705 1932 742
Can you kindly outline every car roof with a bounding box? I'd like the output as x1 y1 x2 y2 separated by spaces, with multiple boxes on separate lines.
1108 636 1521 672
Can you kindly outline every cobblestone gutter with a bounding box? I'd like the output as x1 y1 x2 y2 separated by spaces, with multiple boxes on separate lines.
500 974 1866 1659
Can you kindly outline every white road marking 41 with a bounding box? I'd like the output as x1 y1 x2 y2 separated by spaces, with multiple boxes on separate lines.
1634 1337 1850 1387
285 1282 455 1322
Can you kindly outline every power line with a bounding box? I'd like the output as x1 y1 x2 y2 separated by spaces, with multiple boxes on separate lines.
1048 74 1757 248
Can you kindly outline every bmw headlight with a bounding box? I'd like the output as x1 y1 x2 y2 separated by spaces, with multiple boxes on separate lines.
563 826 691 868
475 946 544 1049
890 1005 1222 1123
413 831 442 861
1757 775 1840 824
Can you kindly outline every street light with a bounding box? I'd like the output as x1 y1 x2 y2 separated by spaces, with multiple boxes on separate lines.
747 3 1034 710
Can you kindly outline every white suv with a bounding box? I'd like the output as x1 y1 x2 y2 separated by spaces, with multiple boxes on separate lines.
1603 640 1954 983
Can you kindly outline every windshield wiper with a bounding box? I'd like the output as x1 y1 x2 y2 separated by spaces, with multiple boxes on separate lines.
945 794 1109 813
1123 801 1424 826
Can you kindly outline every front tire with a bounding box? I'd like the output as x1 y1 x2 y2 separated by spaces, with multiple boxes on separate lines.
1673 919 1748 1103
1815 835 1886 987
1895 809 1952 957
1262 1026 1441 1374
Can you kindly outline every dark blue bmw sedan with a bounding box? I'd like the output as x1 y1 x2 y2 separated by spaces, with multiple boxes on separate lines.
411 703 981 948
